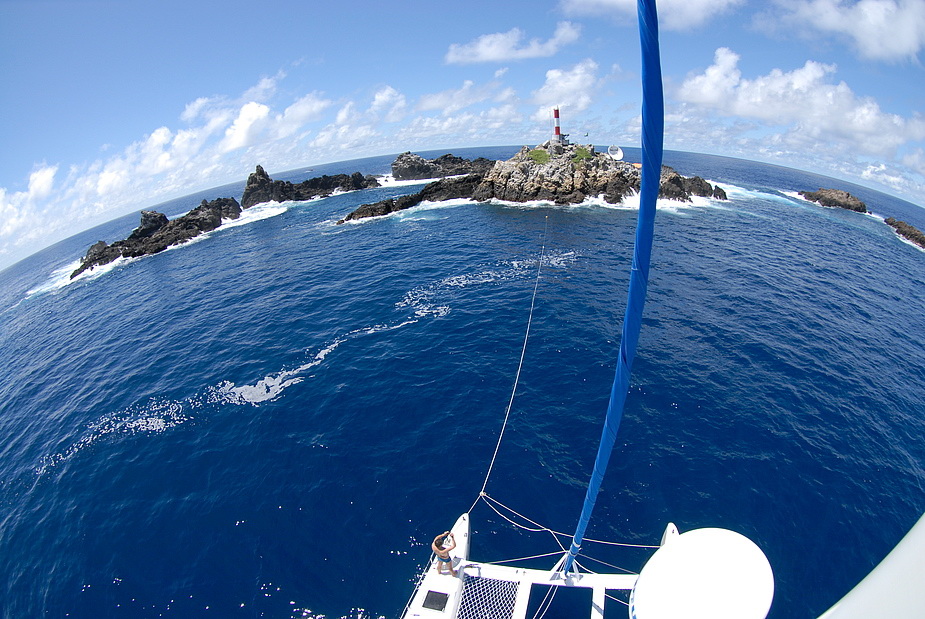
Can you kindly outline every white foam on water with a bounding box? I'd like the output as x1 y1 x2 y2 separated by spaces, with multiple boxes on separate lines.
34 397 191 476
212 320 417 406
397 250 577 318
32 250 575 473
375 174 435 188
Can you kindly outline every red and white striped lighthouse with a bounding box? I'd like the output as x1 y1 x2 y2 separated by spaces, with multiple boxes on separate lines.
552 107 568 145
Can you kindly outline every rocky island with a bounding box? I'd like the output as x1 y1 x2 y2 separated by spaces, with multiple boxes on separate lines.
71 198 243 278
798 187 925 249
885 218 925 249
72 165 380 278
339 142 726 223
799 188 867 213
391 152 495 180
241 164 379 208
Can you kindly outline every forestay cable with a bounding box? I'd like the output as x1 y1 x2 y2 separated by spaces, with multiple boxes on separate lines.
469 216 549 513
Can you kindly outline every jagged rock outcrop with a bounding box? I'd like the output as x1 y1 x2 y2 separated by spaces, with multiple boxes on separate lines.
338 174 484 223
71 197 242 278
659 168 727 201
128 210 169 240
800 188 867 213
391 152 496 181
241 164 380 208
885 218 925 249
341 143 727 223
472 143 725 205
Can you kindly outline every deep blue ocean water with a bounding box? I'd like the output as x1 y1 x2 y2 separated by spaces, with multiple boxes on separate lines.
0 146 923 618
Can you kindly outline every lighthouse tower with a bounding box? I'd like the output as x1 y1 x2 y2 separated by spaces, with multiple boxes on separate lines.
552 107 569 145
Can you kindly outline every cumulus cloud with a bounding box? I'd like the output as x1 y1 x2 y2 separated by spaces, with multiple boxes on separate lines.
403 105 524 141
0 164 58 238
0 74 344 269
771 0 925 61
28 165 57 199
417 81 495 115
369 86 407 122
276 93 333 138
561 0 744 30
677 47 925 156
220 102 271 153
445 21 581 64
531 59 600 121
242 71 285 102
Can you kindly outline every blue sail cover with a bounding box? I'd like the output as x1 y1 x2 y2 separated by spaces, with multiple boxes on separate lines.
563 0 664 574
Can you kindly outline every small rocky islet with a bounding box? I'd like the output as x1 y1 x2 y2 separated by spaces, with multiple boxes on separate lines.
71 147 924 277
70 167 380 278
799 187 925 249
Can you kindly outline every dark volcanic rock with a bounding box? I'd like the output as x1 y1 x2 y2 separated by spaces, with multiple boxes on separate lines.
885 218 925 249
71 197 242 278
73 165 384 278
658 169 727 202
471 144 727 206
391 152 495 181
340 143 729 223
127 210 169 240
241 165 380 208
800 188 867 213
338 174 484 223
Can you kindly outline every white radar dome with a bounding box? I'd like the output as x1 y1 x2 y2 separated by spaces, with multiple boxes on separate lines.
629 526 774 619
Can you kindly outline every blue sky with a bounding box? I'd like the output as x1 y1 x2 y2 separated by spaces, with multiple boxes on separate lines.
1 0 923 270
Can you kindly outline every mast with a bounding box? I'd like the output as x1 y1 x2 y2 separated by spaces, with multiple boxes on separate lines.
562 0 665 575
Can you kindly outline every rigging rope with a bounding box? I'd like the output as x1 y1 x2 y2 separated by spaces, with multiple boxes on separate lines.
469 216 550 513
482 493 658 550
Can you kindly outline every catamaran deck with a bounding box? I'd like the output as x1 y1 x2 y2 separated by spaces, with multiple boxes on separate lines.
402 514 640 619
457 562 637 619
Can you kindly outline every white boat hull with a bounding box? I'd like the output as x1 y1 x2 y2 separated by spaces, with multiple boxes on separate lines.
401 514 470 618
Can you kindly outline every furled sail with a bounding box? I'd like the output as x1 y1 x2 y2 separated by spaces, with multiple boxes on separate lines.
563 0 665 574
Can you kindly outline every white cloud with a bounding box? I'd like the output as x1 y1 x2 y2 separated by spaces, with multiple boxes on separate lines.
220 102 271 153
28 165 56 199
772 0 925 61
417 81 494 115
531 59 600 121
0 164 58 238
369 86 407 122
181 97 212 122
561 0 744 30
276 93 332 138
242 71 286 102
677 47 925 156
445 21 581 64
901 148 925 176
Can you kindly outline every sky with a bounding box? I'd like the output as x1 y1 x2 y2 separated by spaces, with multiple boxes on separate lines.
1 0 924 271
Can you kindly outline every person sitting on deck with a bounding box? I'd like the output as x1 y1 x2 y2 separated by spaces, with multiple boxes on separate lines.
431 531 457 577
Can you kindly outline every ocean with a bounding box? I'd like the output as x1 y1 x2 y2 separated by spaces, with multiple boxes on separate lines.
0 146 922 618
